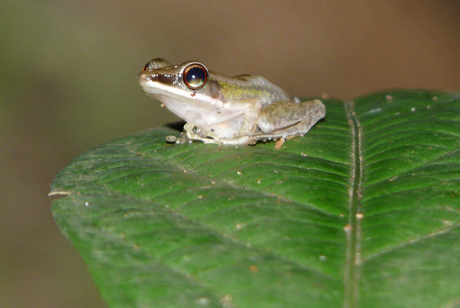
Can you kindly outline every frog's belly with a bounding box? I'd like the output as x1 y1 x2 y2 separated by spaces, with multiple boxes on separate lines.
159 95 245 138
198 116 245 138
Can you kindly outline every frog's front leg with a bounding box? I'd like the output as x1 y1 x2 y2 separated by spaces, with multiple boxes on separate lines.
165 123 212 144
255 98 325 140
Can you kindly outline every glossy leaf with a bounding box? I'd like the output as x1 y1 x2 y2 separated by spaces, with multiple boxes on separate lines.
50 90 460 308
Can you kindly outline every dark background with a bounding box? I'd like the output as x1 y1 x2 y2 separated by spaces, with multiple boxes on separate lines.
1 1 459 307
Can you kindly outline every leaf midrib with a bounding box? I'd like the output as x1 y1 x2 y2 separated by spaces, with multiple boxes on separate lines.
344 101 364 308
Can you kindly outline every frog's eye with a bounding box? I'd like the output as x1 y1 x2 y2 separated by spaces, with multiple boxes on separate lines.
183 63 208 90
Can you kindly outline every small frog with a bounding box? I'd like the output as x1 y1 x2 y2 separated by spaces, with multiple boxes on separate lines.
138 58 325 146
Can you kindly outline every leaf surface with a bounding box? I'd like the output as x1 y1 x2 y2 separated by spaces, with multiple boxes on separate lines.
50 90 460 308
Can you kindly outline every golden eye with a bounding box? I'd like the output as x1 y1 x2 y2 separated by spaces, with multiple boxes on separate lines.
183 63 208 90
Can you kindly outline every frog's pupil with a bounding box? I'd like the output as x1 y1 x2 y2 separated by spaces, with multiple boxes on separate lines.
184 65 207 90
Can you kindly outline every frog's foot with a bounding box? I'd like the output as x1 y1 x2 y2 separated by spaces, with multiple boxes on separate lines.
166 135 179 143
187 132 259 145
183 123 222 144
165 123 205 144
166 134 194 144
182 123 260 145
275 138 285 149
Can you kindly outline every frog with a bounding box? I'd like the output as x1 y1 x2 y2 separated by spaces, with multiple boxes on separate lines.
138 58 325 146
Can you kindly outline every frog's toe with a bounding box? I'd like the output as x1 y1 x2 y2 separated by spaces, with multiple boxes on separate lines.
166 135 178 143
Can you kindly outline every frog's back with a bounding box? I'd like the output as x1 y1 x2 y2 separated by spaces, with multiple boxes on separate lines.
212 72 294 106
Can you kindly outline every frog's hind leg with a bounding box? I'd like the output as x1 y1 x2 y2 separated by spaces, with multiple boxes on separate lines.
256 99 325 140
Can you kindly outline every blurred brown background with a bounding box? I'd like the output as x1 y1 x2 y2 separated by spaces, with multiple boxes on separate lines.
1 1 459 307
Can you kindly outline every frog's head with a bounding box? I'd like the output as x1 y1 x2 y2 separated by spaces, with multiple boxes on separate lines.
138 58 224 107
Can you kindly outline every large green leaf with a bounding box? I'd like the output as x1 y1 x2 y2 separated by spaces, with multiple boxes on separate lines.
50 90 460 308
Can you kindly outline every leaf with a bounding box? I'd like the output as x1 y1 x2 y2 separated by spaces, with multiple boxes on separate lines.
50 90 460 308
